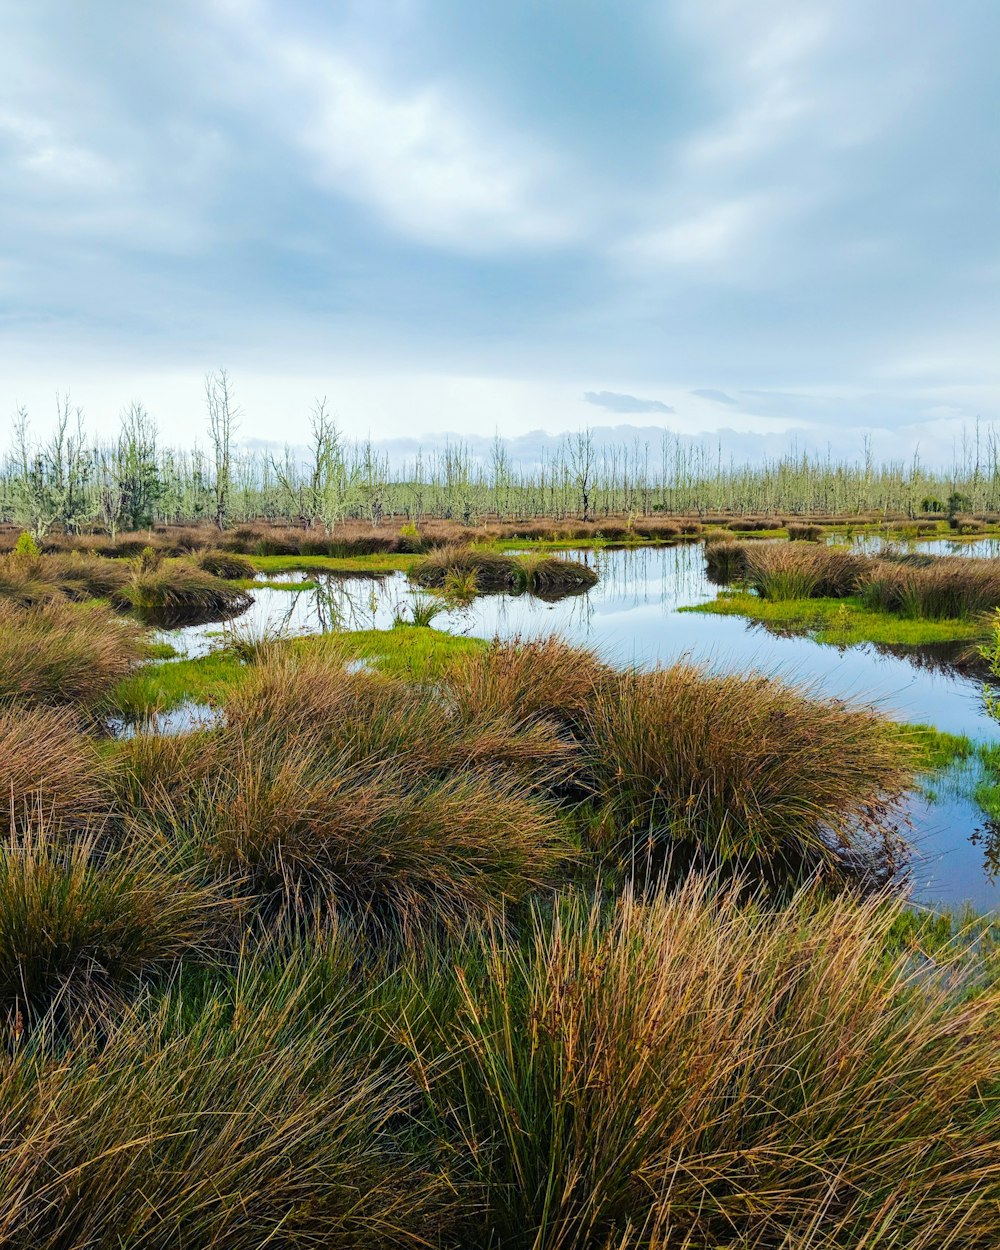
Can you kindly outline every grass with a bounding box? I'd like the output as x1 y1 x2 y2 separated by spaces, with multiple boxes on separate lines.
582 662 913 885
119 559 253 625
0 943 457 1247
249 552 416 575
3 599 998 1244
0 599 147 708
0 828 224 1028
410 546 598 595
404 878 1000 1249
0 706 106 835
686 591 989 646
126 642 574 933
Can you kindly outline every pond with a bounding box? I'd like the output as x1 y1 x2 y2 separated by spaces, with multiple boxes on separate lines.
162 541 1000 913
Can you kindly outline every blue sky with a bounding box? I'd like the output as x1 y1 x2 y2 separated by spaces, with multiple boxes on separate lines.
1 0 997 459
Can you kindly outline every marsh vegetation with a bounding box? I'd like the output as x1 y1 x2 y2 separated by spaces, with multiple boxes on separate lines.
3 520 1000 1245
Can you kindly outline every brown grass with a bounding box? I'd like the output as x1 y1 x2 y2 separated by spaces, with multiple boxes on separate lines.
0 600 146 708
0 707 107 835
582 663 913 884
413 878 1000 1248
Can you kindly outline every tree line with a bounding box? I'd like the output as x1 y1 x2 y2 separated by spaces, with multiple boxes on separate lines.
4 373 1000 534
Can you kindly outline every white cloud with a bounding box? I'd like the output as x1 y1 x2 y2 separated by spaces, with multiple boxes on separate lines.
208 1 580 252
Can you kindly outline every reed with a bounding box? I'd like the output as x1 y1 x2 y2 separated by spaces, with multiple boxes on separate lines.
786 522 823 541
703 538 751 583
410 546 597 596
860 556 1000 619
743 545 865 600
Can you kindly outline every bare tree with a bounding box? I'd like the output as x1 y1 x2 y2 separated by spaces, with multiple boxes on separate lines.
567 428 595 521
205 369 239 530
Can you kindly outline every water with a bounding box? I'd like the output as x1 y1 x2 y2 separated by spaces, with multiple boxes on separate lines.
162 541 1000 912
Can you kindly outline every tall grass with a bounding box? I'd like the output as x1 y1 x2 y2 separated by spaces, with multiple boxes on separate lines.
0 827 224 1027
128 645 575 931
0 706 106 834
743 545 865 600
0 947 457 1247
0 600 146 707
582 664 912 883
407 878 1000 1249
860 556 1000 619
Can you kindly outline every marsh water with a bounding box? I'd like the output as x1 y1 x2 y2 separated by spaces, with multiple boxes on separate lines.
165 540 1000 912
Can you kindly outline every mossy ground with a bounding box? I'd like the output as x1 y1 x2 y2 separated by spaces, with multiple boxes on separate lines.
684 591 988 647
109 625 486 718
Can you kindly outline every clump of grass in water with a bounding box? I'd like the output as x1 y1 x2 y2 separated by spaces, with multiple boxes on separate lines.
120 558 252 625
197 550 256 580
410 546 597 596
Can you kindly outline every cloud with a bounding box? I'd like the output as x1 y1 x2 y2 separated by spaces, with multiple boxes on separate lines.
584 391 675 415
692 389 738 405
207 1 580 252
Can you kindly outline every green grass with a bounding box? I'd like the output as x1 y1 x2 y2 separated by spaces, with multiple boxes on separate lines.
685 591 987 646
108 626 487 718
249 553 418 574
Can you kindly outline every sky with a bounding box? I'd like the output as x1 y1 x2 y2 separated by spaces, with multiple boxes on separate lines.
0 0 997 462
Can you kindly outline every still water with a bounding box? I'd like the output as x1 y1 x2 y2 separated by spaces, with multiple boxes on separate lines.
166 542 1000 912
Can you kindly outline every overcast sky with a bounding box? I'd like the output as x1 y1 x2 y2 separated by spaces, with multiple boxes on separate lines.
1 0 997 460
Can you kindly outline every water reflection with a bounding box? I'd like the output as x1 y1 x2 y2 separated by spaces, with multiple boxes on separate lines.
159 542 1000 911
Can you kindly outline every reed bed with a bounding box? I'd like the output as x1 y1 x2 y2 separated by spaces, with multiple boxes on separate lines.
126 644 576 933
786 522 824 541
860 556 1000 619
197 550 256 580
704 538 752 583
0 617 989 1245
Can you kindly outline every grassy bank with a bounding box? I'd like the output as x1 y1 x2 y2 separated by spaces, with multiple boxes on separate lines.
685 591 988 647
